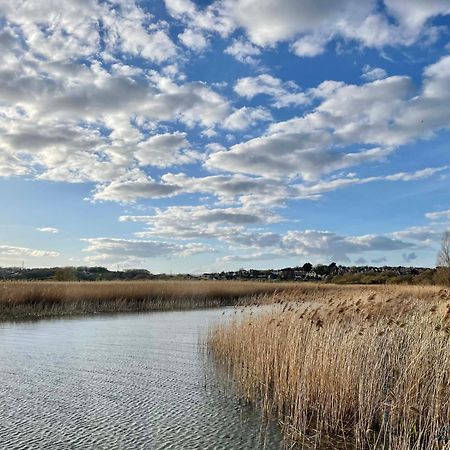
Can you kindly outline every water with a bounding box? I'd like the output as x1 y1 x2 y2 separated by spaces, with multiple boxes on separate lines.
0 308 285 449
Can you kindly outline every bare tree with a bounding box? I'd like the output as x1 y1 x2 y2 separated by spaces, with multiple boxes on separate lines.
438 232 450 266
437 231 450 285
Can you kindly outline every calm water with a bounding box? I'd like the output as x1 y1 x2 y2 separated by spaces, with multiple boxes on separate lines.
0 308 285 449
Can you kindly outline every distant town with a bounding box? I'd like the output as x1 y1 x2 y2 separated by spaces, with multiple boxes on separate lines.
0 263 439 285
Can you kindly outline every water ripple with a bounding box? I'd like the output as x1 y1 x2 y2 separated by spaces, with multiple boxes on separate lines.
0 309 284 449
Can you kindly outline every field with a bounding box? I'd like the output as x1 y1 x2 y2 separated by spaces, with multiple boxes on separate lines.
208 284 450 449
0 280 292 320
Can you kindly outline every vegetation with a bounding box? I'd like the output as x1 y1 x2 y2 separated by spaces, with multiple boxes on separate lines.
437 231 450 286
0 280 292 320
208 284 450 449
0 263 443 285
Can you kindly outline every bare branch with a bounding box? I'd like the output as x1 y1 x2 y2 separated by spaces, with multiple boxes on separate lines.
437 231 450 268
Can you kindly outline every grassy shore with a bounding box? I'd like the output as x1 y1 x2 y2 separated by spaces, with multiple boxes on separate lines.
208 284 450 449
0 280 295 320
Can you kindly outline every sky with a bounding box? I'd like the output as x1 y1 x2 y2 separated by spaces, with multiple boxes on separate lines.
0 0 450 273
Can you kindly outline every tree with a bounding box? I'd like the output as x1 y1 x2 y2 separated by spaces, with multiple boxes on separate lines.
54 267 77 281
436 231 450 285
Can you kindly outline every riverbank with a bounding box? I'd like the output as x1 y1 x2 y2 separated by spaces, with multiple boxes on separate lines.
0 280 296 320
208 284 450 449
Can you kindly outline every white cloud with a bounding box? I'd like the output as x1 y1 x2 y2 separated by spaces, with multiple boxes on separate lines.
161 172 296 206
164 0 234 37
425 209 450 221
81 237 212 266
36 227 60 234
165 0 450 56
384 0 450 29
391 226 443 246
218 229 417 264
294 166 449 199
206 135 393 181
135 132 200 168
0 62 231 183
209 58 450 180
0 0 178 63
361 65 388 81
223 107 272 131
98 164 446 206
234 74 308 108
178 28 209 51
92 170 181 203
292 34 329 57
281 230 415 261
0 245 59 258
121 205 280 242
224 38 261 64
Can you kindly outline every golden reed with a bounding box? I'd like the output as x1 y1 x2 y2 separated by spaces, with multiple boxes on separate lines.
208 284 450 449
0 280 292 320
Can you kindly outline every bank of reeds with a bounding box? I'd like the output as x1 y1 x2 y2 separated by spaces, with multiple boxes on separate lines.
208 284 450 449
0 280 293 320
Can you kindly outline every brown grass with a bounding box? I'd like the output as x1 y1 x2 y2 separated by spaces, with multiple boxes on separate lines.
0 280 294 320
208 284 450 449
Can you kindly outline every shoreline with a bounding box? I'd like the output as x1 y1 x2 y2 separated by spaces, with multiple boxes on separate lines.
0 279 295 321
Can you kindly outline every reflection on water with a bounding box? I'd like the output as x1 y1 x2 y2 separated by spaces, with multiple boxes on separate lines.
0 308 285 449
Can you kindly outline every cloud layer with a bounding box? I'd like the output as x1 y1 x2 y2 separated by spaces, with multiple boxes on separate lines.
0 0 449 268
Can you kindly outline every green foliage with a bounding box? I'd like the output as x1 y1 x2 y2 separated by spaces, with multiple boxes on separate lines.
54 268 78 281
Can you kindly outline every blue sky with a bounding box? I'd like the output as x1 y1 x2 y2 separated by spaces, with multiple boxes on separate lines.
0 0 449 272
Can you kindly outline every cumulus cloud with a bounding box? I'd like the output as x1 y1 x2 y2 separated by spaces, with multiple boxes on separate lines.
292 34 329 57
121 205 280 243
218 229 417 264
0 17 231 185
0 67 230 182
0 245 59 258
135 132 200 168
281 230 415 261
92 164 447 205
0 0 178 62
165 0 450 56
36 227 60 234
208 58 450 180
92 170 181 202
178 28 209 51
361 65 388 81
223 107 272 131
234 74 308 108
81 237 212 266
391 226 443 246
224 38 261 64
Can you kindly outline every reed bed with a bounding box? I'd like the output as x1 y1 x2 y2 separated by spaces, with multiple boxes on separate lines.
0 280 293 320
208 284 450 449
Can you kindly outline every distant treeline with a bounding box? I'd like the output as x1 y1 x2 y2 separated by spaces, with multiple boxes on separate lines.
0 266 161 281
204 262 449 285
1 263 448 285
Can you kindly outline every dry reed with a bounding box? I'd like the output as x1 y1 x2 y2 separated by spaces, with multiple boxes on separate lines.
208 284 450 449
0 280 293 320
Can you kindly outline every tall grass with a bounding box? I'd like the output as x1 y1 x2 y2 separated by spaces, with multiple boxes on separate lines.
208 284 450 449
0 280 293 320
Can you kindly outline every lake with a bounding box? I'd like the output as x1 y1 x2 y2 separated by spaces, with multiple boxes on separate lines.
0 308 285 449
